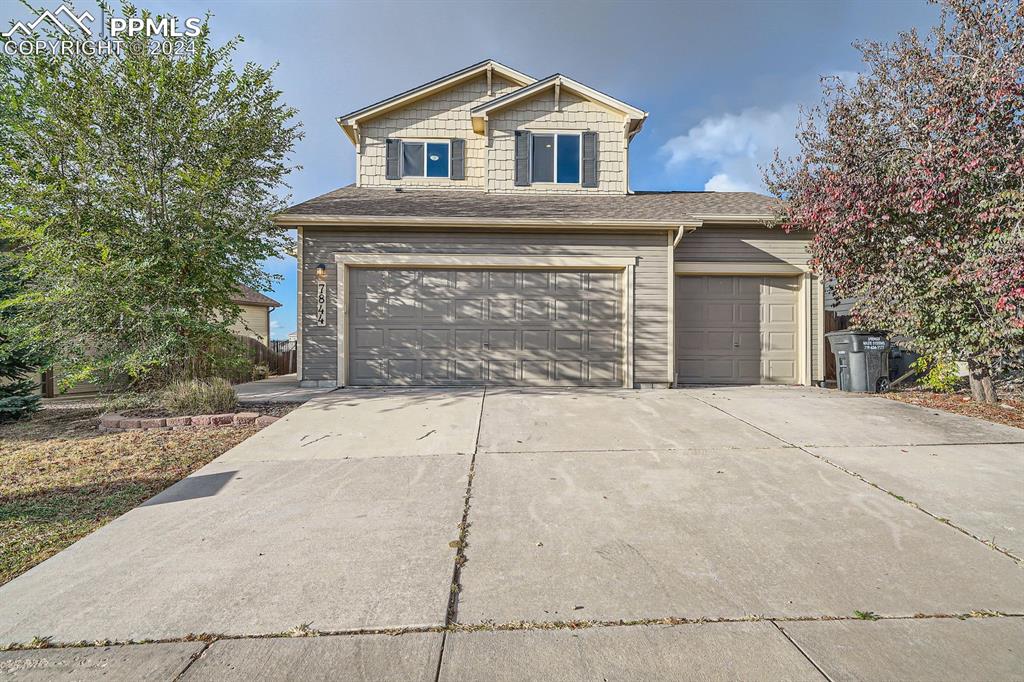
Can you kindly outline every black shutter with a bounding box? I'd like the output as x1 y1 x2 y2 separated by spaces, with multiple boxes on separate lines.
450 138 465 180
514 130 531 186
581 131 598 187
385 139 401 179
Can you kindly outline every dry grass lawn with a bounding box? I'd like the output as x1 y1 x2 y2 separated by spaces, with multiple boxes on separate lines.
0 407 258 586
882 389 1024 431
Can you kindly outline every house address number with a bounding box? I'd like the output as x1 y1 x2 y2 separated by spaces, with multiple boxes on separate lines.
316 281 327 326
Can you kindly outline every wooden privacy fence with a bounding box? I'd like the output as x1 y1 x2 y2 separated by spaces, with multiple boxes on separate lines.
236 336 296 378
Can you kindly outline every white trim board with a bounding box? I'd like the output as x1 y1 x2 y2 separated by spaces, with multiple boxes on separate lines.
674 261 808 275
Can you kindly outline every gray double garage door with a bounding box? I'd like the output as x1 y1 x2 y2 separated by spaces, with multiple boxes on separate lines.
347 268 624 386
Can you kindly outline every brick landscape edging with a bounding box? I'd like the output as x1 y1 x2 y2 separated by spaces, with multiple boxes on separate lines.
98 411 279 433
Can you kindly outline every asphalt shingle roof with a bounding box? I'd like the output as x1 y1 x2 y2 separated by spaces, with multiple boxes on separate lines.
231 284 282 308
277 186 782 224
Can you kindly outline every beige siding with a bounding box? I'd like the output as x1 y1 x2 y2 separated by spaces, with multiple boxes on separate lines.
230 304 270 344
487 89 627 194
358 75 520 190
301 228 669 386
676 227 812 267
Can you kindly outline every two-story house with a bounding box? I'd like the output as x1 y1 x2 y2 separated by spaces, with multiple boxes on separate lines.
275 60 823 389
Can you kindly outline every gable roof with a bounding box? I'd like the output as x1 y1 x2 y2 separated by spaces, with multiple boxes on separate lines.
469 74 648 137
336 59 535 143
275 186 781 228
231 284 282 308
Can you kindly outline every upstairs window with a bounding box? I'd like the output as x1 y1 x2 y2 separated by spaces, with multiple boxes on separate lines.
401 140 450 178
531 133 580 184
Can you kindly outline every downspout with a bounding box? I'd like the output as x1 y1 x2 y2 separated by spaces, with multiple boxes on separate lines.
673 224 698 248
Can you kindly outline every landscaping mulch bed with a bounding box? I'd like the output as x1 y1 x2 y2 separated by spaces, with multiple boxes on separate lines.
0 407 259 586
118 402 297 419
881 389 1024 431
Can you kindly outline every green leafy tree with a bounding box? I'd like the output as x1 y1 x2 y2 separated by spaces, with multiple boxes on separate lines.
766 0 1023 403
0 2 302 390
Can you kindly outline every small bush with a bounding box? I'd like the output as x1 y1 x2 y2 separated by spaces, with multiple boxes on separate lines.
159 378 237 414
102 391 159 414
912 355 960 393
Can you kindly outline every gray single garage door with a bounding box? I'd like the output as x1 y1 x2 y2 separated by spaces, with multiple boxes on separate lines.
675 275 799 384
347 268 623 386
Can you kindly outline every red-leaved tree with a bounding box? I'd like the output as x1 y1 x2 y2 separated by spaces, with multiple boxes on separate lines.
766 0 1023 403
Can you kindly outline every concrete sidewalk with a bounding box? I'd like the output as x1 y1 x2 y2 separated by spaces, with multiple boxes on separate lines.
1 386 1022 680
232 374 334 403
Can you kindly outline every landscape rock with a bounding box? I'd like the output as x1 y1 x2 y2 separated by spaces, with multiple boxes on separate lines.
255 415 279 428
139 418 167 429
233 412 260 425
210 414 235 426
165 416 192 427
99 414 123 428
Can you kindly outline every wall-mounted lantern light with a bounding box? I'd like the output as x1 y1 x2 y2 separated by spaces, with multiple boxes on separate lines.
315 263 327 281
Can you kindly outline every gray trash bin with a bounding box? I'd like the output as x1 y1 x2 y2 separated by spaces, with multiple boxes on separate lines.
826 330 891 393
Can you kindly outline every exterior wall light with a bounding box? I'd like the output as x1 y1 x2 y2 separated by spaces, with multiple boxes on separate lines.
315 263 327 280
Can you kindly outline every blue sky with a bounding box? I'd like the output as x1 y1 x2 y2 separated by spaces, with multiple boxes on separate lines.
3 0 940 338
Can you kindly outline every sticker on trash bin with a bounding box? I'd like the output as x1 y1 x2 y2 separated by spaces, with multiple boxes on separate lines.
863 338 887 350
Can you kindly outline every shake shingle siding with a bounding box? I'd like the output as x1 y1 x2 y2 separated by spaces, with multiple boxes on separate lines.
300 228 670 386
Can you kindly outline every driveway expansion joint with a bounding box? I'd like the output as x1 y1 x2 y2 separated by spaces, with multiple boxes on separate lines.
6 612 1020 652
771 620 834 682
171 639 214 681
691 395 1024 565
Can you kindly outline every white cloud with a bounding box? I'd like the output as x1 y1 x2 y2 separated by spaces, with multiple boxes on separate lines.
271 320 282 330
661 104 800 192
659 73 858 193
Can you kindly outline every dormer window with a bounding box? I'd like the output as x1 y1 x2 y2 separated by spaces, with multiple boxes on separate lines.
401 140 450 178
531 133 580 184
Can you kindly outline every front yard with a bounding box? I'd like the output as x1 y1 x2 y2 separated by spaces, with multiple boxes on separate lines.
0 407 260 585
881 388 1024 431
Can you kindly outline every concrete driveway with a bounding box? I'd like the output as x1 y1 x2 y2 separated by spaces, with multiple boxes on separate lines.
1 386 1022 680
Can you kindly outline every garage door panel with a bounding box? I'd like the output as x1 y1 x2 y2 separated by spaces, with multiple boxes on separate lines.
705 331 734 352
522 330 550 350
488 329 516 350
768 303 795 323
556 300 584 321
706 303 735 324
768 331 796 351
455 329 483 350
588 300 618 320
767 360 797 382
488 299 517 321
589 330 618 352
456 360 484 381
737 303 760 324
455 299 484 320
676 275 799 385
348 268 622 386
707 277 735 296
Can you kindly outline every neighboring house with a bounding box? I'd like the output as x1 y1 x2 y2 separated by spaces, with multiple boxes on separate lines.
229 285 282 346
275 60 824 388
38 285 282 397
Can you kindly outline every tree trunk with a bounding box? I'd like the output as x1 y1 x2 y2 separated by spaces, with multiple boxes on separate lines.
967 358 999 404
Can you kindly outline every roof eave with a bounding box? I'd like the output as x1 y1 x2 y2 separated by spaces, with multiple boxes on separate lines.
470 74 647 125
691 213 779 225
273 214 687 231
337 60 535 133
